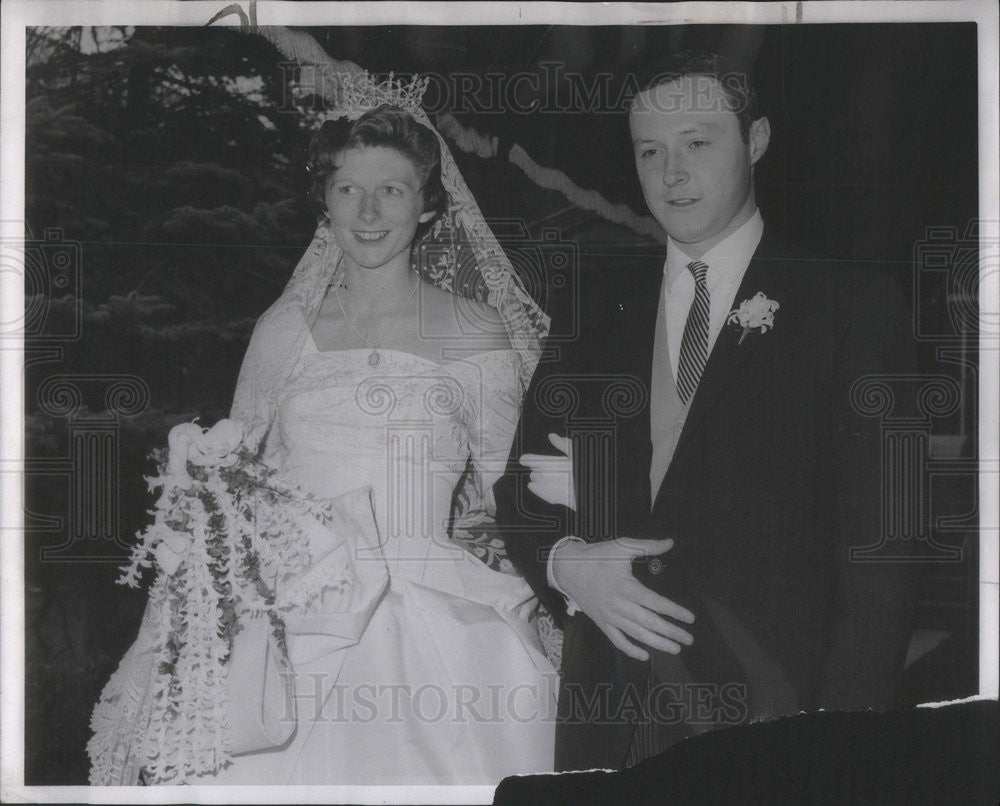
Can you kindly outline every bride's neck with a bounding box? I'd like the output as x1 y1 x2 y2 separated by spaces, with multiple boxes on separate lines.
338 259 417 313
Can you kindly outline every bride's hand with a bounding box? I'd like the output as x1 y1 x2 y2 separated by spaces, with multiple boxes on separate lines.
521 433 576 511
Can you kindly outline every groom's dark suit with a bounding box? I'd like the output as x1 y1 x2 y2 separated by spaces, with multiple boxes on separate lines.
496 227 919 770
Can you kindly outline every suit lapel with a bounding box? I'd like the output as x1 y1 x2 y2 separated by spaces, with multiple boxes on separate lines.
651 231 791 514
614 258 663 521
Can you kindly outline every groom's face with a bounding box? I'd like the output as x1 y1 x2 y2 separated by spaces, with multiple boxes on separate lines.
630 76 769 257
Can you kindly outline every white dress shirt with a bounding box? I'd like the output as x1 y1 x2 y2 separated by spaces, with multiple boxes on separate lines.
663 209 764 377
547 211 765 612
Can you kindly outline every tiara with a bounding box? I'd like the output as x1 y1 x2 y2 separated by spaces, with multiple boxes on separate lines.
334 70 430 114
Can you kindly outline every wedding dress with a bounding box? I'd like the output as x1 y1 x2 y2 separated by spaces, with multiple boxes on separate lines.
189 337 556 785
90 72 557 786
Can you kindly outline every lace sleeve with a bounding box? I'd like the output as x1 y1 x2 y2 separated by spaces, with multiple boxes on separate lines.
451 350 564 668
230 316 279 459
230 303 312 464
447 351 522 575
464 350 522 506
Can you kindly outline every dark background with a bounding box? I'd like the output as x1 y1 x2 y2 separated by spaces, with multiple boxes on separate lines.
23 22 980 784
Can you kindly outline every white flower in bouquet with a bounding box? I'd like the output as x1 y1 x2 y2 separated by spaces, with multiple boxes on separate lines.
166 419 244 486
150 523 190 576
187 418 244 466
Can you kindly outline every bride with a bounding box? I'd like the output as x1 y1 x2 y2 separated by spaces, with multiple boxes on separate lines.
90 79 557 785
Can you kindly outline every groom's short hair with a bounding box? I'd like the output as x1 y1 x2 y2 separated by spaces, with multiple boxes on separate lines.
630 49 762 143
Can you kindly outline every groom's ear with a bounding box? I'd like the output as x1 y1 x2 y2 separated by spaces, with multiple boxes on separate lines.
749 116 771 167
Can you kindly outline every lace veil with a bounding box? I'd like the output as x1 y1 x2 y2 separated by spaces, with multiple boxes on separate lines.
230 72 550 454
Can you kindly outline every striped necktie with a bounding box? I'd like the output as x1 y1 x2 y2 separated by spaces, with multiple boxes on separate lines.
676 259 710 405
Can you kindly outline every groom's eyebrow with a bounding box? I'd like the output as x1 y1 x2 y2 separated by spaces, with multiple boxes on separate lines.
681 122 722 134
632 122 721 145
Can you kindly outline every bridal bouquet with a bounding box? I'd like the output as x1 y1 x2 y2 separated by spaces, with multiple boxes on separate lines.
88 419 352 785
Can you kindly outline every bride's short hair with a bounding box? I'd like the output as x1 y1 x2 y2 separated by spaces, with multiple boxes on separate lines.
307 105 447 229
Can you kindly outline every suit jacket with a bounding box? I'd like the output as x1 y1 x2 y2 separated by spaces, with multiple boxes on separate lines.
496 227 919 770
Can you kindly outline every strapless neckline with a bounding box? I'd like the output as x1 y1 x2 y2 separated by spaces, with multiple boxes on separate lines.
302 327 518 371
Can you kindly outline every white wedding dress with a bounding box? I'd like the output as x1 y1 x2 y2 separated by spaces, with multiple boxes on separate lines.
194 340 557 785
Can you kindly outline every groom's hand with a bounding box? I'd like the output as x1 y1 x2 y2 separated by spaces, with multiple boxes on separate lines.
551 538 695 661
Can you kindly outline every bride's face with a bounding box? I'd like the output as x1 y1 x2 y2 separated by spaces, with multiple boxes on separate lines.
324 145 435 273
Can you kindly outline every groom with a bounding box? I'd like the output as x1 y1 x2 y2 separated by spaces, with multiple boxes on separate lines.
496 50 918 770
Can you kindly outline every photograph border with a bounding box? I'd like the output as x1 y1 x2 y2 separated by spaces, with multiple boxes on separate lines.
2 2 997 803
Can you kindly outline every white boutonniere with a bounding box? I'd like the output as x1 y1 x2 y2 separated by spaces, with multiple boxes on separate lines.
727 292 780 345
